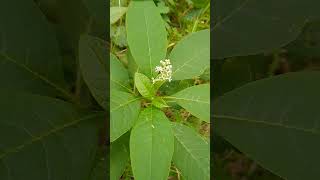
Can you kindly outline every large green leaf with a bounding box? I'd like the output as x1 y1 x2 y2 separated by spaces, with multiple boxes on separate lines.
134 72 155 99
0 0 66 96
212 1 320 59
110 53 131 92
126 0 167 77
214 71 320 180
170 29 210 80
110 90 141 142
172 123 210 180
79 35 108 110
110 133 129 180
110 7 128 24
0 92 104 180
130 107 174 180
169 84 210 122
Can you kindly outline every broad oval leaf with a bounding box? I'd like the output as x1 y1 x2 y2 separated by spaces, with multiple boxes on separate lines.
134 72 155 98
172 123 210 180
170 84 210 122
0 92 104 180
110 90 141 142
110 7 128 24
214 71 320 179
212 1 320 59
79 35 107 110
126 1 167 77
130 107 174 180
110 53 131 92
170 29 210 80
0 0 66 96
110 133 129 180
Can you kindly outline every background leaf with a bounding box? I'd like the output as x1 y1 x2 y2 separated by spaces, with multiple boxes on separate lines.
79 35 107 110
110 90 140 142
172 123 210 180
0 92 104 180
170 29 210 80
214 71 320 179
130 107 174 180
126 0 167 77
110 7 128 24
169 84 210 122
110 133 129 180
0 0 66 96
110 53 131 92
212 0 320 59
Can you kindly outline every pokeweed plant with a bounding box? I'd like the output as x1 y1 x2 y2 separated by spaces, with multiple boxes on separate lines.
110 0 210 180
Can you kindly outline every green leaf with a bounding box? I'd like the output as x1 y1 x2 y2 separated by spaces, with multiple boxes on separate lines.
213 71 320 179
152 97 169 109
83 0 107 24
0 0 66 96
110 90 141 142
191 0 209 8
110 53 131 92
0 92 104 180
130 107 174 180
110 7 128 24
134 72 155 98
79 35 108 110
212 1 320 59
172 123 210 180
126 1 167 77
170 29 210 80
169 84 210 122
110 133 130 180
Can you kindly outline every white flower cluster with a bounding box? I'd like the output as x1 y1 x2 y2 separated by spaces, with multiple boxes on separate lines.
152 59 172 84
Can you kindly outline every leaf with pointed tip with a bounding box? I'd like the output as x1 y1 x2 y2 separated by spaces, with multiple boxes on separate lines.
170 29 210 80
110 53 131 92
134 72 155 98
170 84 210 122
172 123 210 180
0 92 104 180
126 1 167 77
214 71 320 179
79 35 108 110
0 0 66 96
130 107 174 180
110 90 141 142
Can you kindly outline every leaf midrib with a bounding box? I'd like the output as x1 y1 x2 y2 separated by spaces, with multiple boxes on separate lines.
214 114 320 135
0 52 73 100
0 113 104 160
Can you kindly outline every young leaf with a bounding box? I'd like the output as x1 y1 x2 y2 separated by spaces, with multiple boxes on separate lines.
110 53 131 92
130 107 174 180
126 1 167 77
169 84 210 122
214 71 320 179
170 29 210 80
134 72 155 99
0 92 104 180
79 35 108 110
152 97 169 109
0 0 66 96
110 90 141 142
110 133 130 180
110 7 128 24
172 123 210 180
212 1 320 59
